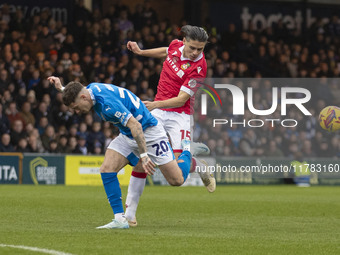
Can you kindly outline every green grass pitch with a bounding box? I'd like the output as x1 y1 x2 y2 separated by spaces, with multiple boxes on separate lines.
0 185 339 254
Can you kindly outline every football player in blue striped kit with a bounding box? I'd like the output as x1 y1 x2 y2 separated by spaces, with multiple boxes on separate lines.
48 76 208 229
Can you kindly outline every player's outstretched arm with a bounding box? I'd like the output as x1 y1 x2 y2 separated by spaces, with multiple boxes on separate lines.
126 116 156 175
127 41 167 58
143 91 190 111
47 76 64 92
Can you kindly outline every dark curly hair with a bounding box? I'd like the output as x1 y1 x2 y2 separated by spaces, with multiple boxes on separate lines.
62 81 85 106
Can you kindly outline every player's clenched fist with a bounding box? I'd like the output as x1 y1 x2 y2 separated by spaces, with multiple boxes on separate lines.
127 41 142 55
47 76 64 92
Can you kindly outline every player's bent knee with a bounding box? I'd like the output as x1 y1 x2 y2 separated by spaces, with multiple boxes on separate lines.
168 177 184 186
100 165 110 173
100 150 128 173
159 161 185 186
100 163 116 173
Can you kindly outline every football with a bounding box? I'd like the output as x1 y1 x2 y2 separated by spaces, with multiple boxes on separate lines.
318 106 340 132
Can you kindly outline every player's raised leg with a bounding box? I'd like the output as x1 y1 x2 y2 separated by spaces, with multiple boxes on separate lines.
164 113 215 192
181 139 216 192
96 148 130 229
125 138 212 227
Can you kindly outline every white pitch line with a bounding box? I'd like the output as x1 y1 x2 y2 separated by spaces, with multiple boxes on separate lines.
0 244 74 255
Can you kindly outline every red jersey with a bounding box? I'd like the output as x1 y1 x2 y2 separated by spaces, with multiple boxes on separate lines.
155 40 207 114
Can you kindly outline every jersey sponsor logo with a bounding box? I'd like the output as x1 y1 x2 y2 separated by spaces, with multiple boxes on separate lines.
181 63 191 70
197 66 202 74
188 79 197 88
166 56 179 72
177 70 184 78
172 56 179 63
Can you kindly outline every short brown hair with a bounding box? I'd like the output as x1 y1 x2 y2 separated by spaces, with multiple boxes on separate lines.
62 81 84 106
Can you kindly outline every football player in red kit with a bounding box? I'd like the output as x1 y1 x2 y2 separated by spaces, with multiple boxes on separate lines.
125 25 216 226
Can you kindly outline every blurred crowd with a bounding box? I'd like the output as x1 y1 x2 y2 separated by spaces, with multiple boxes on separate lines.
0 0 339 158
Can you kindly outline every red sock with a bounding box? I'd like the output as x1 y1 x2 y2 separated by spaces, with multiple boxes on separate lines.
131 171 147 178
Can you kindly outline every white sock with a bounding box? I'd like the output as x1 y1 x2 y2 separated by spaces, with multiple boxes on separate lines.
125 175 146 220
114 213 126 222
